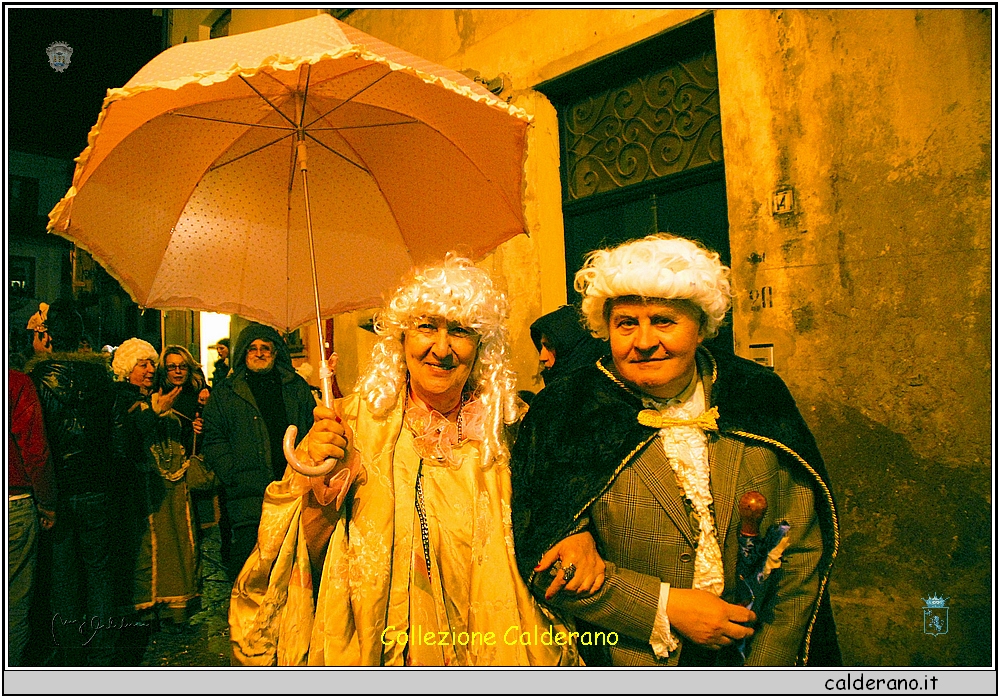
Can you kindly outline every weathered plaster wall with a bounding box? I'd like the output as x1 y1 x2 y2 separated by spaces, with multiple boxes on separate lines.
716 8 992 665
341 8 703 391
167 9 321 45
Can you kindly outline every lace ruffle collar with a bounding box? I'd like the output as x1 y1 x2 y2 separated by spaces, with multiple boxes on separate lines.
404 392 485 468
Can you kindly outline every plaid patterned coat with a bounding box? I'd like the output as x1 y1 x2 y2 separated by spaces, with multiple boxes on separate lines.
511 348 840 666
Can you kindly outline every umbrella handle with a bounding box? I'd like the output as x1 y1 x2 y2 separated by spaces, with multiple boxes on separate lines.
738 491 768 537
284 357 340 477
283 424 340 478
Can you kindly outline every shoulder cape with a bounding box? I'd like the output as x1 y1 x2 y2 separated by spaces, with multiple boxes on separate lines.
510 347 840 665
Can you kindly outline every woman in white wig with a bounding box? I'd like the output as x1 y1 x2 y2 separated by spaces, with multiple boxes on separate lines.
109 339 159 639
512 234 840 666
231 255 580 666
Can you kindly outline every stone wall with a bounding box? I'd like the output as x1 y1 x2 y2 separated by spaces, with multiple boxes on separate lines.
716 9 992 665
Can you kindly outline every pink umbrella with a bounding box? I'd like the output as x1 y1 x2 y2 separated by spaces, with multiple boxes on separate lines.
48 13 531 475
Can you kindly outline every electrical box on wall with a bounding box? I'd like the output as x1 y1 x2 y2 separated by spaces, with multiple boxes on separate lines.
749 343 774 369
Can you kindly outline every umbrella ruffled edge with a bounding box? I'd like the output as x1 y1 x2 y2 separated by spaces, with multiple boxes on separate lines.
105 44 532 121
48 44 532 236
44 217 151 314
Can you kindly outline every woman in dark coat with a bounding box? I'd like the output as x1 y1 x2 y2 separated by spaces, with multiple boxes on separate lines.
109 337 159 657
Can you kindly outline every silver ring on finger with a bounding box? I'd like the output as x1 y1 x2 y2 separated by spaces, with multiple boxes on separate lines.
562 563 577 582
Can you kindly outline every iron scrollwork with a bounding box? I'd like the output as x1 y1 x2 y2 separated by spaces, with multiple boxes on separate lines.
564 50 722 200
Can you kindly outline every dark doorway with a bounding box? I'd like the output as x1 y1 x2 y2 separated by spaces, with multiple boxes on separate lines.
563 165 732 351
538 13 733 352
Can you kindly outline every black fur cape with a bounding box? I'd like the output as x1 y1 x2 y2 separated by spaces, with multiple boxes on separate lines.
510 347 841 666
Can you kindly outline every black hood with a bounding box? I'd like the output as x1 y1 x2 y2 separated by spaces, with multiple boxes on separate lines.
529 305 609 380
232 323 293 376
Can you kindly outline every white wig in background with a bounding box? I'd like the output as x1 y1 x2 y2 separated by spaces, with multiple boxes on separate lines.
356 254 520 468
574 233 733 339
112 337 159 382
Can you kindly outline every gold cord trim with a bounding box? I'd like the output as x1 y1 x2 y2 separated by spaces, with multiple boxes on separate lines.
731 430 839 666
529 433 658 588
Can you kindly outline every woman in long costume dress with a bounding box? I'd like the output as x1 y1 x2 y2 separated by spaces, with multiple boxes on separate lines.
130 345 204 624
230 257 583 666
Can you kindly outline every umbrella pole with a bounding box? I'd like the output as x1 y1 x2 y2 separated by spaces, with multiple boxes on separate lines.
297 140 335 411
284 138 339 478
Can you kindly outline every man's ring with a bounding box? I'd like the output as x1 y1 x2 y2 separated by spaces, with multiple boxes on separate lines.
562 563 577 582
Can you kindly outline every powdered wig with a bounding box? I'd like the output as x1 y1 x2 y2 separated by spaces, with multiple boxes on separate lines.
575 234 732 339
112 338 159 382
357 254 520 468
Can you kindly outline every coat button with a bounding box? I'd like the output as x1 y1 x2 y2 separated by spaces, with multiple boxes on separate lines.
679 552 694 563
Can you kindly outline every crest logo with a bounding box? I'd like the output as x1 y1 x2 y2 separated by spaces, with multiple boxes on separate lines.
46 42 73 73
922 593 949 636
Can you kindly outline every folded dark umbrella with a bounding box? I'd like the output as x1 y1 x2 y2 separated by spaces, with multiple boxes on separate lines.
734 491 791 662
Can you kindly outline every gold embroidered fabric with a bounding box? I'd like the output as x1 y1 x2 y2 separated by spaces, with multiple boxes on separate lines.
230 391 577 666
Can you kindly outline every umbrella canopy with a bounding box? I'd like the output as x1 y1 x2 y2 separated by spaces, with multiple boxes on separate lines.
48 13 531 332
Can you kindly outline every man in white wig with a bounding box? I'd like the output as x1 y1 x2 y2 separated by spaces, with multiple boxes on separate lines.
230 255 579 666
512 234 840 666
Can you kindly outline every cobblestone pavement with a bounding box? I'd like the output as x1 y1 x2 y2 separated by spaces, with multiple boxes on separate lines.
139 526 232 667
21 521 234 667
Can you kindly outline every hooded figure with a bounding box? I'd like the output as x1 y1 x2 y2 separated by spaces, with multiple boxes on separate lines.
201 323 316 578
529 305 609 385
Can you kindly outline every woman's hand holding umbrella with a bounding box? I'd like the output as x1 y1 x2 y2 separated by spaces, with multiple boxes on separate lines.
304 404 350 465
288 403 362 510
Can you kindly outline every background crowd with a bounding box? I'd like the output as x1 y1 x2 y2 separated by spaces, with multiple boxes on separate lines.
7 297 282 665
9 235 837 667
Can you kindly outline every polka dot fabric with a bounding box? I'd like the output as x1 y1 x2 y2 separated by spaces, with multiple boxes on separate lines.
49 13 530 331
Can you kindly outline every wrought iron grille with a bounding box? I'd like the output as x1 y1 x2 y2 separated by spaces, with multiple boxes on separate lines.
563 49 722 201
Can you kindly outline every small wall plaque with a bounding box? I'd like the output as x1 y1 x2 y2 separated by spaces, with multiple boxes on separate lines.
772 188 794 215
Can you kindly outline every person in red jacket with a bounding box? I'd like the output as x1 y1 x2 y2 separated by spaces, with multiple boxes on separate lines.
9 368 57 666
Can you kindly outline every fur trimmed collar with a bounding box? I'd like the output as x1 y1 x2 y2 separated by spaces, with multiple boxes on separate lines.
511 347 837 581
24 350 110 374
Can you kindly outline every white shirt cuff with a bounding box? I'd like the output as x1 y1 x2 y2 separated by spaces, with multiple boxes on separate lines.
650 582 681 658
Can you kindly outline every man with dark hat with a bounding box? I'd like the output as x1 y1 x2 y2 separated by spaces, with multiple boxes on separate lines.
25 298 117 666
201 323 315 578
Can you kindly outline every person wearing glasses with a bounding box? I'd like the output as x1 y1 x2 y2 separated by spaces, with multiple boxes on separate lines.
229 256 581 666
121 345 208 628
201 324 316 579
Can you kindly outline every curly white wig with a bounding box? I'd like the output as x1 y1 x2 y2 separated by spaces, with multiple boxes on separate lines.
357 254 519 468
574 233 732 339
112 338 159 382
